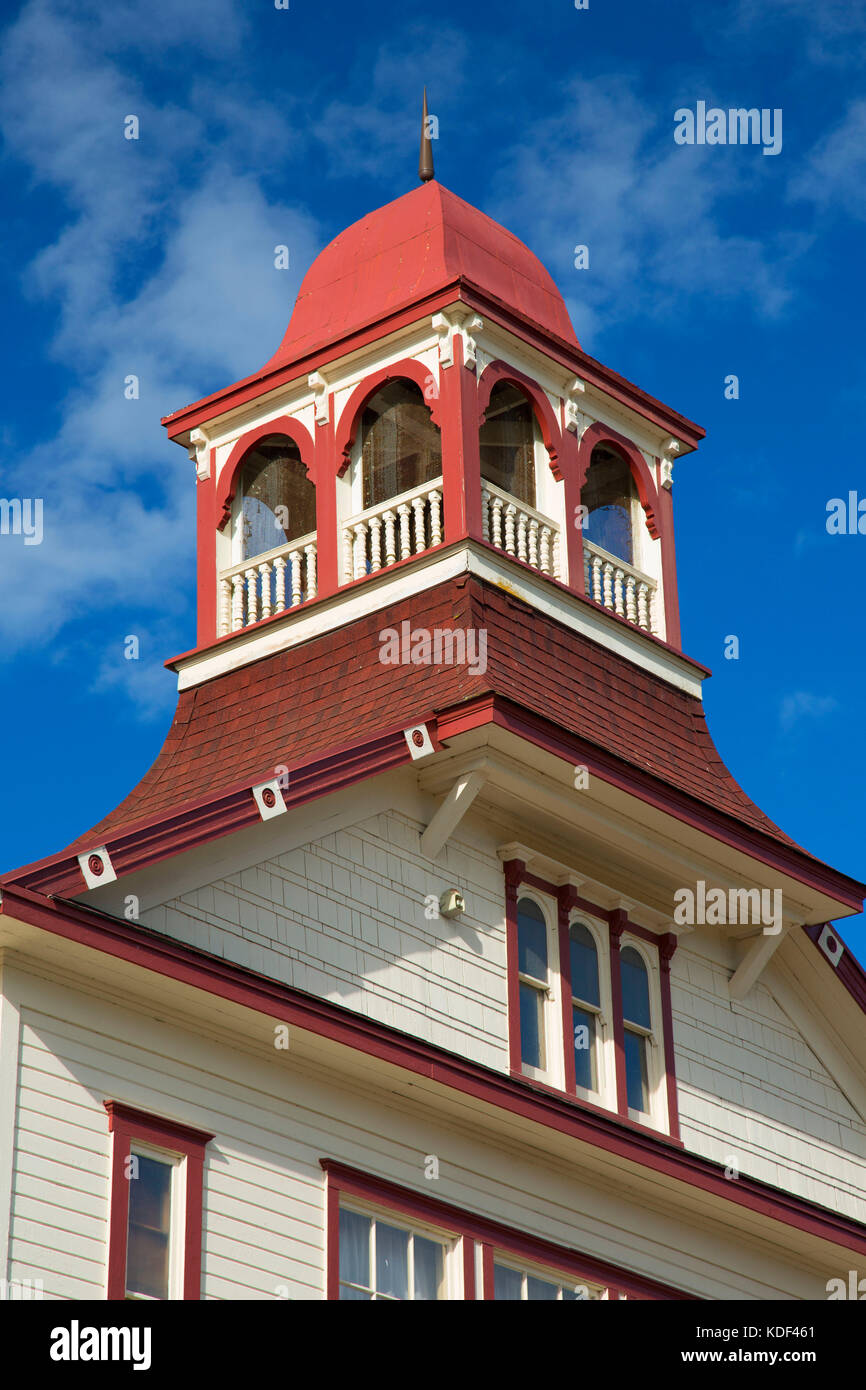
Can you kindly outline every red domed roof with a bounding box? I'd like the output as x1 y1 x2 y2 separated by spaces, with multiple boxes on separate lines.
265 181 580 368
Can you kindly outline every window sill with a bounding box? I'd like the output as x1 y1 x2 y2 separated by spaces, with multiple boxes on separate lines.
509 1068 684 1148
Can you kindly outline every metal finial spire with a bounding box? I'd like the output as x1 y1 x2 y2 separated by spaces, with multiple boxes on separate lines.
418 87 435 183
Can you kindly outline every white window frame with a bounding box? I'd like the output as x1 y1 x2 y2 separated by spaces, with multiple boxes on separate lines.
125 1142 186 1301
568 914 615 1108
516 889 564 1089
337 1199 461 1301
620 935 667 1131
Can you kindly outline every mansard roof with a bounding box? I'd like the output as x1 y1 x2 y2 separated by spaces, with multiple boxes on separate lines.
7 573 861 913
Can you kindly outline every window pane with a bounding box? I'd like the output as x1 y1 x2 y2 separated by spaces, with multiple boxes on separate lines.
413 1235 444 1300
620 947 651 1028
572 1005 597 1091
376 1221 409 1300
519 981 544 1069
581 445 635 565
517 898 547 981
339 1208 370 1291
527 1274 559 1300
624 1028 649 1112
479 382 536 508
569 923 600 1007
493 1264 523 1300
361 381 441 510
240 438 316 560
126 1155 172 1299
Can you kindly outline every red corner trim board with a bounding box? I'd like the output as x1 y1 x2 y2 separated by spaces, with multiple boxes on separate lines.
3 884 865 1261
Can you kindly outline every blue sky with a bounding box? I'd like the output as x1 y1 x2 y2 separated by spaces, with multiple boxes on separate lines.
1 0 864 956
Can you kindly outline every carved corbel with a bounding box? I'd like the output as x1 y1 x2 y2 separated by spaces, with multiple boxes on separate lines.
659 438 682 490
564 378 588 440
308 371 329 426
188 428 210 481
432 311 484 370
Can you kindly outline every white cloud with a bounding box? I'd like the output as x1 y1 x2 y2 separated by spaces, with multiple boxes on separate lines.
780 691 839 733
790 100 866 219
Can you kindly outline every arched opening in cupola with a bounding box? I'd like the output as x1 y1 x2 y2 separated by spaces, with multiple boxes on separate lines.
580 444 636 566
360 380 441 510
237 436 316 563
479 381 536 509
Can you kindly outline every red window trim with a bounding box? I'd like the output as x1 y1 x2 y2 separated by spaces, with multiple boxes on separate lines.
320 1159 690 1300
504 863 681 1139
104 1101 213 1301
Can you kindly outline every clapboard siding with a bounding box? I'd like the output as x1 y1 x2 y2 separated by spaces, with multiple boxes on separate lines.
147 799 866 1227
4 968 839 1301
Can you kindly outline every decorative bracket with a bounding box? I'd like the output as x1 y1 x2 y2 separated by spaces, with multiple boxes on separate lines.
308 372 329 426
420 769 487 861
432 311 483 370
188 428 210 481
659 438 682 491
564 378 587 437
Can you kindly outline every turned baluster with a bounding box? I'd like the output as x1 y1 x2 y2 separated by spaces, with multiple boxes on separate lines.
258 561 273 620
245 568 258 625
352 523 368 579
490 496 504 549
368 517 382 572
637 582 649 631
516 511 528 563
552 530 561 579
305 543 317 600
412 494 427 553
528 518 539 570
481 486 491 542
625 573 637 625
540 526 552 575
613 566 625 617
231 573 244 631
290 549 303 606
342 528 353 584
602 561 614 610
219 578 231 636
429 489 442 546
398 504 412 560
383 510 397 567
591 554 603 604
504 503 517 556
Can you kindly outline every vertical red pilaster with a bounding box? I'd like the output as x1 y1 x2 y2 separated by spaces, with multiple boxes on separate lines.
438 334 482 544
658 931 681 1140
503 857 526 1075
657 466 681 649
560 425 585 595
609 910 628 1117
316 393 340 597
196 451 217 646
557 885 578 1095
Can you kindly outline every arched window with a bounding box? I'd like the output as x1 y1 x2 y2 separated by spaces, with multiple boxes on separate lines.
480 382 536 508
569 923 601 1092
361 380 441 510
517 897 549 1071
620 946 652 1114
238 436 316 563
581 444 636 565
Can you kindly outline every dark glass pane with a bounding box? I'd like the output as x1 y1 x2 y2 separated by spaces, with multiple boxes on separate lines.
527 1275 559 1300
581 445 635 565
624 1029 649 1112
240 437 316 560
361 381 441 509
519 982 543 1069
620 947 651 1028
572 1005 597 1091
480 382 536 507
569 923 600 1007
375 1221 409 1300
126 1155 172 1299
493 1264 523 1300
413 1236 443 1300
339 1284 372 1300
517 898 547 981
339 1208 370 1290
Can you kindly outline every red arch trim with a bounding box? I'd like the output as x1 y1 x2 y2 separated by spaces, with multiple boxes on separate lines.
334 359 444 475
577 421 660 539
476 360 565 481
216 416 317 530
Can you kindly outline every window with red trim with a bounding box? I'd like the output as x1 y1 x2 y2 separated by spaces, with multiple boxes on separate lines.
503 865 679 1136
104 1102 213 1301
